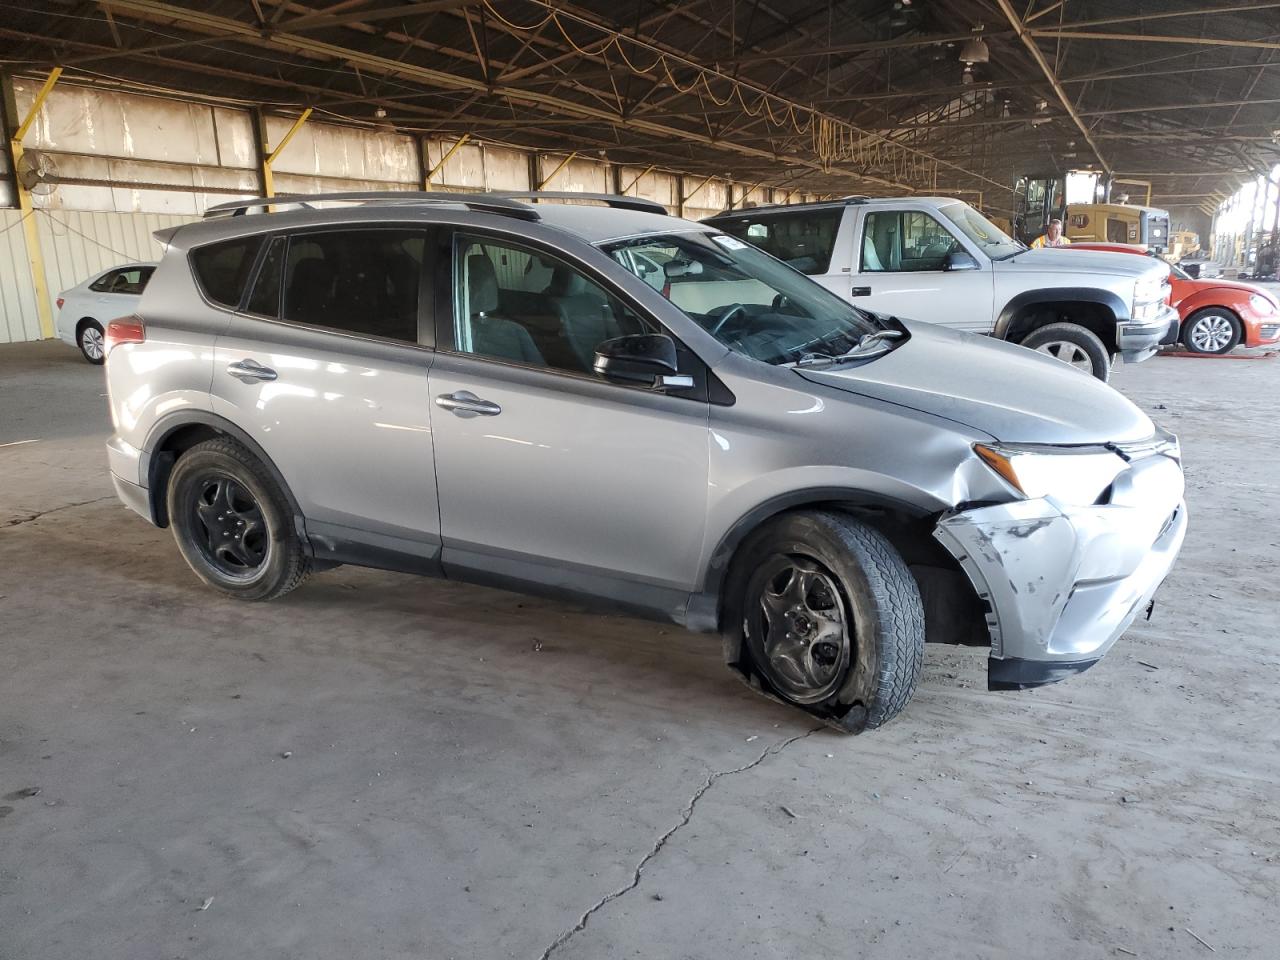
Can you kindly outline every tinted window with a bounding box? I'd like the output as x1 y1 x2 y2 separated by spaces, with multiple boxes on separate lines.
90 266 154 295
861 210 961 272
192 237 264 308
712 208 842 274
281 230 424 342
454 235 653 374
246 237 285 317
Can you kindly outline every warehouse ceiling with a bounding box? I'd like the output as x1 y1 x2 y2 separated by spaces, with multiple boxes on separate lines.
4 0 1279 213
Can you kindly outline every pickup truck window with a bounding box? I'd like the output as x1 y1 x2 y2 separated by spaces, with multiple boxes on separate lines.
709 208 842 275
604 232 876 366
861 211 961 272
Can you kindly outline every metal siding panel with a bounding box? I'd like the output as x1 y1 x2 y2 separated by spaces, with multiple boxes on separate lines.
0 211 37 343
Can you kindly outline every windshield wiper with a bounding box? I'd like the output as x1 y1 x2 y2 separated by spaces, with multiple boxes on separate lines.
792 330 904 368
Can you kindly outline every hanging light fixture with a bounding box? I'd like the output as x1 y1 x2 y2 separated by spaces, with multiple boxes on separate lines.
959 25 989 65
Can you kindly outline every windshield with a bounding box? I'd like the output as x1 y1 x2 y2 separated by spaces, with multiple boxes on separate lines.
603 231 878 365
941 202 1024 259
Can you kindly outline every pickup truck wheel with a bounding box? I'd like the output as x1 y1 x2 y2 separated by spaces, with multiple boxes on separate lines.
166 438 311 601
1182 308 1241 354
731 510 925 732
1020 322 1110 381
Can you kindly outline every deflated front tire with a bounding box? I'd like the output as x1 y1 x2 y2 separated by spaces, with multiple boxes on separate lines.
727 510 926 732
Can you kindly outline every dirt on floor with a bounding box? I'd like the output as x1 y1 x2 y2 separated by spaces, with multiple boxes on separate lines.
1 337 1278 960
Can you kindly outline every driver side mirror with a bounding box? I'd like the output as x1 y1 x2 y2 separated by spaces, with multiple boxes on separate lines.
594 333 686 388
944 250 979 272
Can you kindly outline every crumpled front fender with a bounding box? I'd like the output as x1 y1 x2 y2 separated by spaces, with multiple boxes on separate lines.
932 453 1187 687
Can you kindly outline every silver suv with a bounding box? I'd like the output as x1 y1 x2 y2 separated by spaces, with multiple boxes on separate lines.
103 191 1188 732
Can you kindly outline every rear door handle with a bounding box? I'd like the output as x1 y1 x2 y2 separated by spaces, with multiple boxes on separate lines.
851 286 872 297
226 358 278 383
435 390 501 417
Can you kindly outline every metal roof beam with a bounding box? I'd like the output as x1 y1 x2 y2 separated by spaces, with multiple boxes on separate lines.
994 0 1111 175
1030 30 1280 53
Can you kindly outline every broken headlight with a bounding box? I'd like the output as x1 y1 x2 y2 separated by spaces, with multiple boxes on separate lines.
974 443 1128 507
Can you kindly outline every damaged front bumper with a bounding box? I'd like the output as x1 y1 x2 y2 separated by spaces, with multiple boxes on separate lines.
933 451 1187 690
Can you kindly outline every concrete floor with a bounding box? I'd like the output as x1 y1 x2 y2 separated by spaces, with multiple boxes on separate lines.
2 335 1278 960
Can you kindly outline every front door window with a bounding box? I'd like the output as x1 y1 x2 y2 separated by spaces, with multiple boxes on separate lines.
452 235 654 375
861 211 962 272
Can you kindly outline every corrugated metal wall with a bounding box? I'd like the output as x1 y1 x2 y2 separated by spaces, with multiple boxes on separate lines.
2 78 820 343
0 209 188 343
0 212 39 344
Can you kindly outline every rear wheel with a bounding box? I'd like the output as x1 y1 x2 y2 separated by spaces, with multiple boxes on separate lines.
1182 308 1241 354
1020 322 1110 381
77 320 105 365
166 438 310 601
729 510 925 732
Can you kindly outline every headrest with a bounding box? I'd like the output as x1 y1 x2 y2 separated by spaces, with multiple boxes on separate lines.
467 252 499 315
548 264 588 298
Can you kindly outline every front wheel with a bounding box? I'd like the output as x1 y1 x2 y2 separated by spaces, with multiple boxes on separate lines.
166 438 311 601
1020 322 1111 381
729 511 925 732
1182 308 1241 354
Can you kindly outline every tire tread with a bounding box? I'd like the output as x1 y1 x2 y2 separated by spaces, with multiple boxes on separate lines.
168 437 311 601
809 510 925 729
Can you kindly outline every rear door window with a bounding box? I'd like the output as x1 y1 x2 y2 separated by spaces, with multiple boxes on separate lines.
191 237 265 308
280 229 426 343
711 208 843 275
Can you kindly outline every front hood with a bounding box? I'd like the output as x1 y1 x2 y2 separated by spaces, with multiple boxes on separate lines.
998 248 1160 280
797 319 1155 444
1186 277 1275 302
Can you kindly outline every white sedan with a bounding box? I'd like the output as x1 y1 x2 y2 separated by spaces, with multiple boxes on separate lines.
55 262 157 364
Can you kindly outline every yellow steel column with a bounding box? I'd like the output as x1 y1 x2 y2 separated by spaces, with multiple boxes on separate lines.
424 133 470 191
537 151 577 190
252 106 311 206
4 67 62 340
258 107 311 200
619 164 654 195
678 174 714 218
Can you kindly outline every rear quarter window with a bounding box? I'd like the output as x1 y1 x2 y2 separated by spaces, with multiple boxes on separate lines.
711 208 843 275
191 236 265 309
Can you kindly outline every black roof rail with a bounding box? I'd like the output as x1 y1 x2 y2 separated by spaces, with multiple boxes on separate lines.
489 191 669 215
201 191 541 222
703 195 870 219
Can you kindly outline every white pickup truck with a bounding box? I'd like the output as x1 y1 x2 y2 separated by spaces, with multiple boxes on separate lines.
704 197 1180 381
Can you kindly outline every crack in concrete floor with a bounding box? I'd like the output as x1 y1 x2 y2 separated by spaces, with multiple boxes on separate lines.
538 726 824 960
5 496 114 527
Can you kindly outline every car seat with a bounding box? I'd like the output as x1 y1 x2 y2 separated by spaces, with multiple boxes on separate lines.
466 253 544 365
546 264 619 371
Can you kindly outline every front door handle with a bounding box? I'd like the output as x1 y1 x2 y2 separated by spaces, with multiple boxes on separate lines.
226 358 278 383
435 390 502 417
851 286 872 297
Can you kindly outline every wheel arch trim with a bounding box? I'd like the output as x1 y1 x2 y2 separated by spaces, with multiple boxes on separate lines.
142 410 306 539
685 485 935 633
994 287 1127 340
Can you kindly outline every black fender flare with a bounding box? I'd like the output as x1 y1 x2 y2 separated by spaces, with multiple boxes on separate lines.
142 410 307 541
684 486 935 634
994 287 1128 341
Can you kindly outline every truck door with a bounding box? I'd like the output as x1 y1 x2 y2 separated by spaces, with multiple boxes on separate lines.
849 208 995 333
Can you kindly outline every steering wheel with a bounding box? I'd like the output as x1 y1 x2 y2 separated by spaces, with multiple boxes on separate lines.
708 302 748 337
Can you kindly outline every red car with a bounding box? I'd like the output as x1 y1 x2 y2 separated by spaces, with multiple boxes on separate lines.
1070 242 1280 354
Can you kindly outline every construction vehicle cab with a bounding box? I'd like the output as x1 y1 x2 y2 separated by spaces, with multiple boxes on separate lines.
1014 171 1170 254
